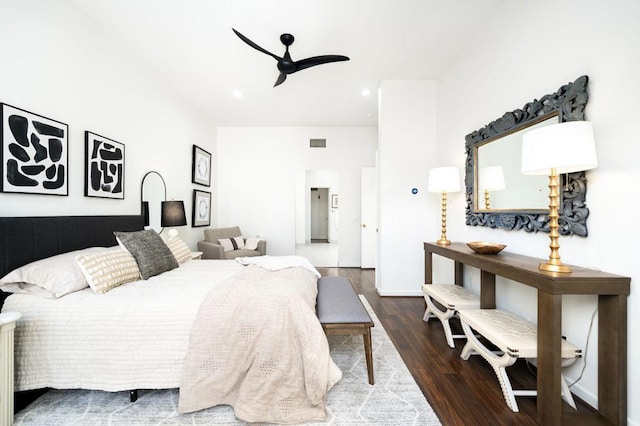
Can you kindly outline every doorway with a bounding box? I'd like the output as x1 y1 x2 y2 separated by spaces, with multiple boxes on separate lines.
295 169 339 267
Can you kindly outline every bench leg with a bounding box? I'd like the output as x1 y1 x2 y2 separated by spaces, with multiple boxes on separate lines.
460 319 520 412
364 327 374 385
423 295 457 348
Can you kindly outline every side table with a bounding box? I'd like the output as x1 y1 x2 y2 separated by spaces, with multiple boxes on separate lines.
1 312 21 426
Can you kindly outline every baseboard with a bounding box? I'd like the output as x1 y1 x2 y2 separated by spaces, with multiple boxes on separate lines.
375 288 423 297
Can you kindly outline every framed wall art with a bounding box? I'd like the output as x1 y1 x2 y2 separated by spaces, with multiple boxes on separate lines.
84 131 125 199
192 144 211 186
1 103 68 195
192 189 211 227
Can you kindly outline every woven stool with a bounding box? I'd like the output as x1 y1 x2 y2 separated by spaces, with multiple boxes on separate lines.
458 308 581 412
422 284 480 348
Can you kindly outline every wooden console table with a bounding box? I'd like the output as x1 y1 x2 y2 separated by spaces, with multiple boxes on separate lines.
424 242 630 425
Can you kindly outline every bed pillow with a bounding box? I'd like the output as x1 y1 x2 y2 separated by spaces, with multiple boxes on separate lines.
76 248 141 294
114 229 178 279
165 237 192 264
0 246 109 298
218 236 245 252
244 237 261 251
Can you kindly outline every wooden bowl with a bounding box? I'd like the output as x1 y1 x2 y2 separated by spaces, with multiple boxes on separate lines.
467 241 506 255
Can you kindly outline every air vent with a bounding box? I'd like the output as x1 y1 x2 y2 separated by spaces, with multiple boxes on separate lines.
310 138 326 148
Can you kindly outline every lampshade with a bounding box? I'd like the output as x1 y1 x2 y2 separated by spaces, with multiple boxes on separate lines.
479 166 505 191
428 167 461 193
161 200 187 227
521 121 597 175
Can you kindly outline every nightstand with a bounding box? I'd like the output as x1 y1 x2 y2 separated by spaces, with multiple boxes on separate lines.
1 312 21 426
191 251 203 260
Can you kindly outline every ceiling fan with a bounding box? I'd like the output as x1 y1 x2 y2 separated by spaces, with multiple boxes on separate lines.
232 29 350 87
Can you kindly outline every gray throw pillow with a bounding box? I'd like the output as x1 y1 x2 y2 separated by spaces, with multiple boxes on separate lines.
114 229 178 280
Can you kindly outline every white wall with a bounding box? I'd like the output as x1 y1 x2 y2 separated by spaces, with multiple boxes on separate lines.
377 80 439 295
0 1 216 249
436 1 640 422
216 127 376 266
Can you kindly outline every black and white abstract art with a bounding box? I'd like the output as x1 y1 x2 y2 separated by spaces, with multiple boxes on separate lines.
192 189 211 227
84 131 125 199
1 103 68 195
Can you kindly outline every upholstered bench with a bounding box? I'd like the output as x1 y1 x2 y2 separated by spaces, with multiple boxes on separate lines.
317 277 375 385
457 309 581 412
422 284 480 348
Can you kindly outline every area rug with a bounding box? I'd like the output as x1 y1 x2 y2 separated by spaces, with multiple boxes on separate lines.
14 297 441 425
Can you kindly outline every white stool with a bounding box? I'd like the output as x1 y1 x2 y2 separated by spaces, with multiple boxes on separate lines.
422 284 480 348
458 309 581 412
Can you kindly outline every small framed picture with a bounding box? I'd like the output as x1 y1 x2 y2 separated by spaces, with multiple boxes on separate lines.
84 131 125 199
192 189 211 227
331 194 339 208
1 103 68 195
192 144 211 186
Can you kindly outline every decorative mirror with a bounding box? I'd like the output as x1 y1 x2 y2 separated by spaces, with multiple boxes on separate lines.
465 75 590 236
141 171 166 233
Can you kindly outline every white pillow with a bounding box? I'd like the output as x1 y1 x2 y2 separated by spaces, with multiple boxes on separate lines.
0 247 109 298
76 248 141 294
165 237 192 264
218 236 245 252
244 237 261 251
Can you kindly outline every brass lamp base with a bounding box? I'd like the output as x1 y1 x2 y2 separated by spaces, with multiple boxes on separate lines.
436 192 451 246
538 261 572 273
539 169 572 274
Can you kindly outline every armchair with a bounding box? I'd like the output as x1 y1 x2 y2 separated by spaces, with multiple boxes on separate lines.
197 226 266 260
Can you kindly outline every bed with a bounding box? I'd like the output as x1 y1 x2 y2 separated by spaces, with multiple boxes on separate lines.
0 215 341 424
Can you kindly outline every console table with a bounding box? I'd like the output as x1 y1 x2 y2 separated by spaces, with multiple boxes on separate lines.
424 242 630 425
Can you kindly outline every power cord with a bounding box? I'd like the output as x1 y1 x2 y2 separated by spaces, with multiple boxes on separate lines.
568 305 598 388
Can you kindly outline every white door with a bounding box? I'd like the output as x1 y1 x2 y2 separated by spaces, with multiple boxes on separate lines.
361 167 377 268
310 188 329 240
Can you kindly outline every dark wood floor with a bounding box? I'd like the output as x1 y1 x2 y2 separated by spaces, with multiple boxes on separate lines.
317 267 599 426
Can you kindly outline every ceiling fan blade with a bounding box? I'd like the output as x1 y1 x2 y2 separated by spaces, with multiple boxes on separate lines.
293 55 350 73
232 29 281 61
274 73 287 87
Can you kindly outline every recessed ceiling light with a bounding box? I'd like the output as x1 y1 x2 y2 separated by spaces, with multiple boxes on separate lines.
361 89 371 97
233 90 243 99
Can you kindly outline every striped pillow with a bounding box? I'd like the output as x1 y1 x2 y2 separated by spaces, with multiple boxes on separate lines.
218 236 245 252
76 248 141 294
166 237 192 264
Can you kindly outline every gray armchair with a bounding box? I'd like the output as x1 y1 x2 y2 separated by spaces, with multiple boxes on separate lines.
197 226 266 259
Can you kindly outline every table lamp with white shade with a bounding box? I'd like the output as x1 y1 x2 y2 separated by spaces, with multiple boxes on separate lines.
428 166 461 246
479 165 505 209
521 121 597 273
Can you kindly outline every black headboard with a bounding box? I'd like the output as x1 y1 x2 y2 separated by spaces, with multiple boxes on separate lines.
1 215 144 307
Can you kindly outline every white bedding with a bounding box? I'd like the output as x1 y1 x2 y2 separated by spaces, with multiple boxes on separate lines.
2 259 245 392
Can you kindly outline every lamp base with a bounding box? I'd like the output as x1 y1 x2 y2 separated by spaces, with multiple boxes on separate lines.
538 261 572 273
436 238 451 246
167 228 179 240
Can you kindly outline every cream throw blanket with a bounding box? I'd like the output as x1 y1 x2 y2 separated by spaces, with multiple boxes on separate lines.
178 264 342 423
235 255 321 277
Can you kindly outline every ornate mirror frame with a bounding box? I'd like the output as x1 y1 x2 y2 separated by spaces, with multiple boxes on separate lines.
465 75 591 236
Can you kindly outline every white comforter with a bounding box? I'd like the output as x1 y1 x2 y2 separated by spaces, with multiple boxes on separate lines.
3 260 245 392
